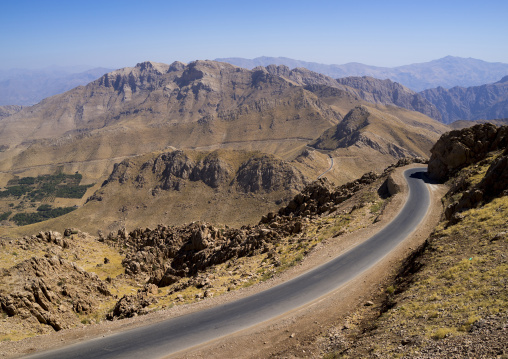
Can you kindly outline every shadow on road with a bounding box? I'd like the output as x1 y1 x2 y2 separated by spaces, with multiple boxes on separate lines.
409 170 441 185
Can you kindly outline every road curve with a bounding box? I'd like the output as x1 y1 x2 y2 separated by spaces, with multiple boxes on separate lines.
26 167 430 359
317 154 334 179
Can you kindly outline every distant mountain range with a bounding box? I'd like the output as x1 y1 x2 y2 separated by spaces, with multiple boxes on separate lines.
0 66 114 106
216 56 508 92
420 76 508 123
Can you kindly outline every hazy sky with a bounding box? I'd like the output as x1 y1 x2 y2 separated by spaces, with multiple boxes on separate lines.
1 0 507 70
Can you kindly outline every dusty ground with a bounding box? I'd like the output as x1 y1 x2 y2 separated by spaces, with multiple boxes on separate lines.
0 164 446 358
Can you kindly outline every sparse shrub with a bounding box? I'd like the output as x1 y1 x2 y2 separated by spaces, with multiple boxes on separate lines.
432 327 453 340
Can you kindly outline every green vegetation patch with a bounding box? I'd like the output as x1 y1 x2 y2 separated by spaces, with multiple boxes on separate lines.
11 206 77 226
4 173 93 201
0 211 12 221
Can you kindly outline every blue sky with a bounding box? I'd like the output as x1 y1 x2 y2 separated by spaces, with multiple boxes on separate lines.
1 0 507 70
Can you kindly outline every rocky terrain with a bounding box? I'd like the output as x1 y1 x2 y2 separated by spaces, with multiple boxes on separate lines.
336 76 441 121
0 106 23 121
1 120 506 358
0 60 450 237
321 125 508 358
0 155 425 346
421 76 508 123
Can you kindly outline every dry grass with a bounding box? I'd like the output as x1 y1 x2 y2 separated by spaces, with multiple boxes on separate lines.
330 159 508 358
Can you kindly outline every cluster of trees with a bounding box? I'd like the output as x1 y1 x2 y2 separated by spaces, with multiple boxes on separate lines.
11 205 77 226
0 211 11 221
0 173 91 226
2 173 93 200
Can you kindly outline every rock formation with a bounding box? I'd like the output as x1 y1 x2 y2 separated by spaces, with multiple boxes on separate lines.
428 124 508 181
336 76 441 121
0 248 111 331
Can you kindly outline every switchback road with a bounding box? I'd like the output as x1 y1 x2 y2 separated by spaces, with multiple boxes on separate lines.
27 167 430 359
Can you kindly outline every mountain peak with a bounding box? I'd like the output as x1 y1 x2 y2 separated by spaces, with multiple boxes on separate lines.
134 61 170 74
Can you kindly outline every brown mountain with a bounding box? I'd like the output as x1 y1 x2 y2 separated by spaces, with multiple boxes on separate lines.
0 60 449 232
336 76 441 121
0 60 344 185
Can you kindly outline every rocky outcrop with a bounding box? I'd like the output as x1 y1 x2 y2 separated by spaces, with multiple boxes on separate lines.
234 156 307 193
0 254 111 331
421 76 508 124
105 218 303 289
0 105 23 120
107 284 158 320
337 76 441 121
428 124 508 181
96 150 305 196
444 146 508 223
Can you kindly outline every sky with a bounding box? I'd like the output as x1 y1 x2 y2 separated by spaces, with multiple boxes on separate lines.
1 0 507 70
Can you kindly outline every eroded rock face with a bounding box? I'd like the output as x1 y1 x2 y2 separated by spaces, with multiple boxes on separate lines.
0 255 111 331
444 147 508 223
96 150 306 195
234 156 307 193
428 124 508 181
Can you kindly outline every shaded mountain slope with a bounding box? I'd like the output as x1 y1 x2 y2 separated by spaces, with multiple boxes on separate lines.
336 76 441 121
420 76 508 124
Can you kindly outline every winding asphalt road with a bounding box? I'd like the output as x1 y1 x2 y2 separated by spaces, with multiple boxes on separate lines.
26 167 430 359
317 154 334 179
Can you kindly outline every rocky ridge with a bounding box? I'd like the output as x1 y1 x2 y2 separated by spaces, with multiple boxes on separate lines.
93 150 307 197
311 105 442 158
336 76 441 121
218 56 508 91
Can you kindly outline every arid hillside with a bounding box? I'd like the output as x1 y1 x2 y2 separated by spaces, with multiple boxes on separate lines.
0 61 451 235
323 124 508 358
0 61 447 183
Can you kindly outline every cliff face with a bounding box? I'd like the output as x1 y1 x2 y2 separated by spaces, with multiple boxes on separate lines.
427 124 508 181
101 150 307 195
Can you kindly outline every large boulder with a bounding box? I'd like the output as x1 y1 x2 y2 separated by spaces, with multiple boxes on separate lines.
428 124 508 181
